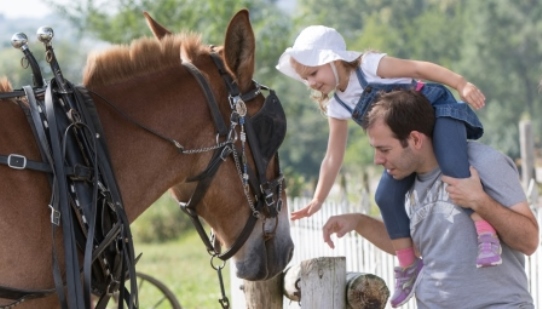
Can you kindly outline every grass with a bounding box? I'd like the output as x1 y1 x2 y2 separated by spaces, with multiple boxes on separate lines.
132 230 231 309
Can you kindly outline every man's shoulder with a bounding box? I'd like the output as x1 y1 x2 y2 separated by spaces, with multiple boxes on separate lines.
467 141 515 170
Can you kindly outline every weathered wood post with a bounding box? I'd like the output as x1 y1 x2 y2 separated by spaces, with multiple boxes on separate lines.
297 256 346 309
284 259 390 309
345 272 389 309
242 274 283 309
520 120 535 189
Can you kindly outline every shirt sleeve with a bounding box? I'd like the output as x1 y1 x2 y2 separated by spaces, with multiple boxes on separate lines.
361 52 387 77
326 97 352 120
468 142 527 208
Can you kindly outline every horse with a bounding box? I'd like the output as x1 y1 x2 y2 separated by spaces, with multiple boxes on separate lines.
0 9 293 308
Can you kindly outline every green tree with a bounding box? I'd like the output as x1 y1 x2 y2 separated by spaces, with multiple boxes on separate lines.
291 0 542 181
458 0 542 156
291 0 469 180
47 0 307 186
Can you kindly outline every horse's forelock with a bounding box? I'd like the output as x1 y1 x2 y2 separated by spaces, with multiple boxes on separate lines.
0 77 13 93
179 32 207 63
83 33 204 87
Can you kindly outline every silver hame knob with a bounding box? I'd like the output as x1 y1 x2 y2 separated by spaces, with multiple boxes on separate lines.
36 27 54 45
11 33 29 50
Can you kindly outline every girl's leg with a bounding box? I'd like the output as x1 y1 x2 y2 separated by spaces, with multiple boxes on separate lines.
375 170 416 258
434 117 501 267
376 171 422 307
433 117 470 179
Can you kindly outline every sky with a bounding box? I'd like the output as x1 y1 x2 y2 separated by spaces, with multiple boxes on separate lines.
0 0 295 19
0 0 55 19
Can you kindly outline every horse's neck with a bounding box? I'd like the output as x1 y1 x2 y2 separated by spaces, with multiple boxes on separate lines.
89 67 217 221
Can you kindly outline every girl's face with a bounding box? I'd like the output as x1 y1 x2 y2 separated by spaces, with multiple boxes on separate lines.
292 60 337 95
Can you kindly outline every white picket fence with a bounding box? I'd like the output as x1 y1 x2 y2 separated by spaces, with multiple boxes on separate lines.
231 181 542 308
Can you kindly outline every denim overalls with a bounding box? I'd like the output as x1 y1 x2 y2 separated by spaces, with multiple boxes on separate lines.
334 67 484 239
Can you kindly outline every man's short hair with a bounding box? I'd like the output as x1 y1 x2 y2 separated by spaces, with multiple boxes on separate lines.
362 89 435 147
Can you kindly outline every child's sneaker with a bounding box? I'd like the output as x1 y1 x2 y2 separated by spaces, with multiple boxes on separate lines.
476 233 502 268
390 258 423 308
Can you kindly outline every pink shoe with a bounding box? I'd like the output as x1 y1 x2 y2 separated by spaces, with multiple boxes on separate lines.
476 233 502 268
390 258 423 308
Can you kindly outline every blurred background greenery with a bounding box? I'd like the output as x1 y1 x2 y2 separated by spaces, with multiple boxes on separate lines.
3 0 541 203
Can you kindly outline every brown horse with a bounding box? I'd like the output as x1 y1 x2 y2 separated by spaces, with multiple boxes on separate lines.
0 9 293 308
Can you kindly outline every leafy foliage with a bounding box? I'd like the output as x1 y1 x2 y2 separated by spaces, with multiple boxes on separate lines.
33 0 542 201
131 193 192 243
457 0 542 156
293 0 542 177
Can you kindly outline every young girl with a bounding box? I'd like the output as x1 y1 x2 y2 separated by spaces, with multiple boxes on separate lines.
276 25 501 307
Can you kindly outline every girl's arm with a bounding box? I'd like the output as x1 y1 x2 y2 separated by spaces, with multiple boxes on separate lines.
376 56 485 110
290 117 348 220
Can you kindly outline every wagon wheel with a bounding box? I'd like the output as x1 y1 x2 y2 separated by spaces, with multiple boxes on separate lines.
136 272 182 309
133 272 182 309
96 272 182 309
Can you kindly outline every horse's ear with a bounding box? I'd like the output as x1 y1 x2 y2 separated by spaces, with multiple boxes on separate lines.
224 9 255 92
143 12 172 39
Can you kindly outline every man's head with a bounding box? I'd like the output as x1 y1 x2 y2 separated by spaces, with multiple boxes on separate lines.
362 90 437 178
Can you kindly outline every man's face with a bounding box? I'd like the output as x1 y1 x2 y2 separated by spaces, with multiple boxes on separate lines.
367 119 419 180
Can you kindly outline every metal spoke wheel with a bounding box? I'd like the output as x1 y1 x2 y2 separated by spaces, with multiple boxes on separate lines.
95 272 182 309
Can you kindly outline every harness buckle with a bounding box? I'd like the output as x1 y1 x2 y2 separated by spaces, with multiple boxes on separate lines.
219 146 232 161
7 154 27 170
260 184 275 206
48 204 61 226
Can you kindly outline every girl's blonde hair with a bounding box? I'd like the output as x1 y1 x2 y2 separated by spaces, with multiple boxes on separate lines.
291 57 361 114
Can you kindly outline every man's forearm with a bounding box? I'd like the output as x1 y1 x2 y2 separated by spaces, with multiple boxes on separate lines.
474 197 539 255
355 214 396 255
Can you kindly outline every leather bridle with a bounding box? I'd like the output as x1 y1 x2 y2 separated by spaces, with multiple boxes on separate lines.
91 50 286 262
178 50 285 261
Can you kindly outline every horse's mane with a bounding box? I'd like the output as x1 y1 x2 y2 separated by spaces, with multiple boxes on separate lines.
0 77 13 93
83 32 207 87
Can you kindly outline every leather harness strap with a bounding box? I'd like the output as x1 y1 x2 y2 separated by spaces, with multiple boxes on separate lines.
0 82 138 309
178 51 284 262
0 154 93 179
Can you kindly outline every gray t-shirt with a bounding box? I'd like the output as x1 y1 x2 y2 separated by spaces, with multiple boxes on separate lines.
406 142 534 308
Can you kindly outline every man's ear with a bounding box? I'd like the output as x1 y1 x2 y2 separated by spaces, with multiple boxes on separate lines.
409 131 426 149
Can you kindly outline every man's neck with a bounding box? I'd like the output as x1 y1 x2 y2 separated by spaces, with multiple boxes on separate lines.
416 147 439 174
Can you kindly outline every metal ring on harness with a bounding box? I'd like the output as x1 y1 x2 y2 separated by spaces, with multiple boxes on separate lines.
210 255 227 271
20 56 29 69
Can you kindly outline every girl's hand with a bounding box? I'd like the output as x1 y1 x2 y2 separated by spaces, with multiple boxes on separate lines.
290 199 323 220
458 82 486 110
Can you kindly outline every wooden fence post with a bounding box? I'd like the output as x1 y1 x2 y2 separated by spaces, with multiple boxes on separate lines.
345 272 389 309
284 259 390 309
242 274 283 309
288 257 347 309
520 120 535 189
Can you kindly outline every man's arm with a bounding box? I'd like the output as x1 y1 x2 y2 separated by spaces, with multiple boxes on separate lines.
442 166 539 255
476 200 538 255
323 213 396 255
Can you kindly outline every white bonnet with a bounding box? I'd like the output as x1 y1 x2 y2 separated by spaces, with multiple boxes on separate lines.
276 25 361 82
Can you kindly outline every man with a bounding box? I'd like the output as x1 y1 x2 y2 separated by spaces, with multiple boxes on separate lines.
323 90 538 308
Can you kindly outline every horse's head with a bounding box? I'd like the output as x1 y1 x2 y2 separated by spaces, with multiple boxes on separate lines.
144 10 294 280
